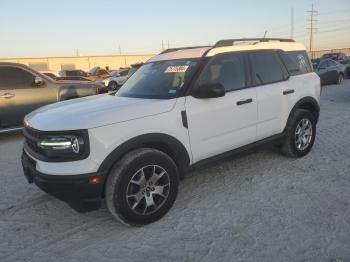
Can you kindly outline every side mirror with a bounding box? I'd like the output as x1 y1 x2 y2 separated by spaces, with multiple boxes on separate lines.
34 76 44 86
192 82 226 99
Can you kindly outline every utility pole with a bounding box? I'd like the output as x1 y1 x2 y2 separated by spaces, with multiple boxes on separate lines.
118 45 122 56
307 4 318 58
167 40 170 49
161 40 164 51
290 7 294 39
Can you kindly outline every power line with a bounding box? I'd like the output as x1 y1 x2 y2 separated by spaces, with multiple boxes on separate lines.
307 4 318 56
290 7 294 39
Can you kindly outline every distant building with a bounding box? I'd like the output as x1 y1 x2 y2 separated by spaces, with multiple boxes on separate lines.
0 54 155 72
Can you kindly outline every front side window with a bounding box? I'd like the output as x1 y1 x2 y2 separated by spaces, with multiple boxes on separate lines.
250 51 285 85
319 60 328 69
198 53 246 92
0 67 35 90
280 51 312 75
117 59 199 99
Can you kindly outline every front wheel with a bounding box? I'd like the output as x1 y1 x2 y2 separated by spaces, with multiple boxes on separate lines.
281 109 316 158
108 81 119 91
105 148 179 226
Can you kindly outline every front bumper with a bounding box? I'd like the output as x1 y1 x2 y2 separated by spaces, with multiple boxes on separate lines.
21 151 105 212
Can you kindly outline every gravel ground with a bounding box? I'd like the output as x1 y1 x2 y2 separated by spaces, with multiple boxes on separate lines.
1 81 350 262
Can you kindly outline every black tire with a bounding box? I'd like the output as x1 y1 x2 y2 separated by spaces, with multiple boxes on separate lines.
105 148 179 226
337 73 344 85
108 81 118 91
281 109 316 158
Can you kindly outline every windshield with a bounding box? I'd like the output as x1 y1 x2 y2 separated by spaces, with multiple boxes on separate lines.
117 59 199 99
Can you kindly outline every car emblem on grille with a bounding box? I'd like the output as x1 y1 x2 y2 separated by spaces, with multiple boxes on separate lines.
71 138 80 154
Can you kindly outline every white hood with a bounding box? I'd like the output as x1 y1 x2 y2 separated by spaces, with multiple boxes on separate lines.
25 94 177 131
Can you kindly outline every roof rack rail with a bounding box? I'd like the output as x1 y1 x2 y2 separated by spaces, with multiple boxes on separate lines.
160 46 211 54
214 38 295 48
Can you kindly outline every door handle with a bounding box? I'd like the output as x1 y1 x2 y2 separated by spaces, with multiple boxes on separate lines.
236 98 253 106
283 89 295 95
0 93 15 99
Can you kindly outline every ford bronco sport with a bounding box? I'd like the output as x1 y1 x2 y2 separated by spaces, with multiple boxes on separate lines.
22 38 320 226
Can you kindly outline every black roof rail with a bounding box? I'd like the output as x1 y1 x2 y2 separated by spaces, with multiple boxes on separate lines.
160 46 211 54
214 38 295 48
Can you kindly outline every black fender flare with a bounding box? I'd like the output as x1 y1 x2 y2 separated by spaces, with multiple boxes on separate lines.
97 133 191 181
284 96 320 132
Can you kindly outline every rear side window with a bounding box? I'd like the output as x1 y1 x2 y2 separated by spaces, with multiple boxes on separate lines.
328 60 337 67
319 60 328 69
198 53 246 92
280 51 312 75
249 51 285 85
0 67 35 90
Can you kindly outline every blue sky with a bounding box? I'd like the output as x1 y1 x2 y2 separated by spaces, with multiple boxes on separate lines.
0 0 349 58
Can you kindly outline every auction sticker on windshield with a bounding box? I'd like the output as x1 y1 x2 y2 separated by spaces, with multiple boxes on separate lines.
165 65 189 73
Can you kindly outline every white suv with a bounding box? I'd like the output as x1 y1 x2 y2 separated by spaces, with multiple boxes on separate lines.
22 38 320 226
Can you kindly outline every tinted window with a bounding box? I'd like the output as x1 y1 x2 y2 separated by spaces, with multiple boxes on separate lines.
119 70 129 76
0 67 35 90
319 60 328 69
328 60 337 67
198 53 246 92
250 51 285 84
280 51 312 75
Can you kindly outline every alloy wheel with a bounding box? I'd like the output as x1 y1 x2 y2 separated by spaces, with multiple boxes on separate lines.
294 118 313 151
126 165 170 215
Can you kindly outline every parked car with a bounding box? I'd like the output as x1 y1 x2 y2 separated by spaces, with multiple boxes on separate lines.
320 52 349 64
0 62 101 132
40 71 59 79
59 69 88 78
313 59 346 86
127 63 144 78
319 53 350 78
87 67 111 81
55 77 107 93
22 38 320 226
103 69 129 91
55 76 90 81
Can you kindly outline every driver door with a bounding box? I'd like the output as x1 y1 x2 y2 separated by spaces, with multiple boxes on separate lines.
185 52 258 163
0 66 56 128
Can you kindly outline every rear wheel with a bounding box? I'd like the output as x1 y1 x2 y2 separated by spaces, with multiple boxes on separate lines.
105 148 179 226
281 109 316 158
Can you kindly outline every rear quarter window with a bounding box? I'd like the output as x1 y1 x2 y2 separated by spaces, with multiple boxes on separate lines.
280 51 313 76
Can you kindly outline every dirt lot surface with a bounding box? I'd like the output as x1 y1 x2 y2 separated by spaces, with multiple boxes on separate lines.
1 81 350 262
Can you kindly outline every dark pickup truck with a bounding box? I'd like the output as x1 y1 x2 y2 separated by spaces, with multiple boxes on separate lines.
0 62 103 132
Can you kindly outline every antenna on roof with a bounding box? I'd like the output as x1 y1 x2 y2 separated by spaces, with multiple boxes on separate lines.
263 31 268 38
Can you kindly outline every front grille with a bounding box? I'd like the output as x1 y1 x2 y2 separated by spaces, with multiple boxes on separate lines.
23 127 46 156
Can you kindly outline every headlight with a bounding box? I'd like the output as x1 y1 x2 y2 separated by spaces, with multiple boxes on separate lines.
37 134 87 160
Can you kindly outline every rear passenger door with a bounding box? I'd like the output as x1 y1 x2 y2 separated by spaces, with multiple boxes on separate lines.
185 52 258 163
249 51 290 140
